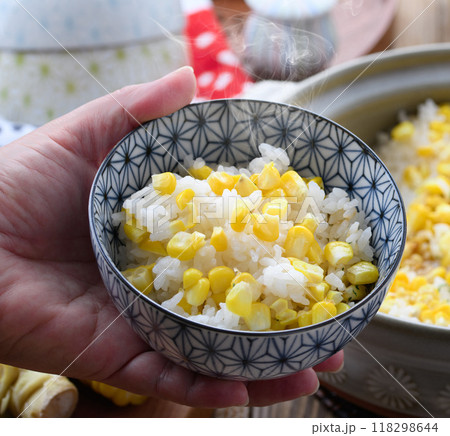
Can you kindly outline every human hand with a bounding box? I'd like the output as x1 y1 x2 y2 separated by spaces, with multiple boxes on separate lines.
0 66 343 409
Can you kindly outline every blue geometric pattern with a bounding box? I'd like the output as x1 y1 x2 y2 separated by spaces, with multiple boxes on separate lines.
89 100 406 380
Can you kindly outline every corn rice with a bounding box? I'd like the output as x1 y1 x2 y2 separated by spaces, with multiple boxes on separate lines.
377 100 450 327
115 143 378 331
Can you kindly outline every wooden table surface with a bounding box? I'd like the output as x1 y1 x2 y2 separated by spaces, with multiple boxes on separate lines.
73 0 450 419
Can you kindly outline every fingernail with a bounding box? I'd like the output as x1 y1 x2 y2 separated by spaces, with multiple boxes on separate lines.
238 393 250 407
174 65 195 74
307 379 321 396
330 361 345 373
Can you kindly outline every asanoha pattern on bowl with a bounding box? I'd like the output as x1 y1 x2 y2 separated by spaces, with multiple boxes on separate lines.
89 99 406 380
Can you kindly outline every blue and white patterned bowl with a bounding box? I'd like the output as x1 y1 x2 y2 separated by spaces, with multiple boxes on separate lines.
88 99 406 381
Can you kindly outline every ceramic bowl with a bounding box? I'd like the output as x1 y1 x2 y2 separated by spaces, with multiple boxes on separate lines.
88 99 405 381
274 43 450 417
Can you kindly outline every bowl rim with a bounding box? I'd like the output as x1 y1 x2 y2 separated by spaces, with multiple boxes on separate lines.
291 43 450 335
375 312 450 336
88 98 406 337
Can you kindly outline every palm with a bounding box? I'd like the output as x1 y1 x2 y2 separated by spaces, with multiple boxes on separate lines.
0 119 148 379
0 69 343 409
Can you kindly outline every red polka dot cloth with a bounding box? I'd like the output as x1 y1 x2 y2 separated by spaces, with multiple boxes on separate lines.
183 1 253 100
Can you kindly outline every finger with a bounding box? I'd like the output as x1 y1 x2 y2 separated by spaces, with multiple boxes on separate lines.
312 350 344 373
102 351 249 409
41 66 197 163
246 368 319 407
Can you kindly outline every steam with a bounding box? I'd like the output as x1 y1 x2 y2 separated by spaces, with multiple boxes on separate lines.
224 12 336 82
147 6 336 106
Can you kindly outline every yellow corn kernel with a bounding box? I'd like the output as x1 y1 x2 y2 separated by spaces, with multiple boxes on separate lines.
122 265 154 295
312 301 337 324
439 103 450 121
183 268 203 290
89 381 147 407
343 284 368 302
166 231 205 261
440 251 450 268
435 311 450 326
445 271 450 284
437 161 450 178
235 174 258 197
270 298 289 314
429 129 443 142
138 239 167 256
244 302 271 331
250 173 259 183
256 162 281 191
427 266 446 280
391 121 415 141
418 162 431 179
421 177 450 197
419 309 434 323
210 226 228 251
211 291 226 306
185 277 210 306
324 241 353 266
189 165 213 180
208 266 235 294
392 270 409 287
440 232 450 265
300 214 319 233
207 171 236 195
298 310 313 327
262 198 288 219
407 203 430 232
403 165 423 189
176 189 195 210
185 201 198 229
177 296 192 314
152 172 177 195
280 170 308 201
231 272 261 299
430 120 450 134
276 309 298 326
123 222 148 243
253 213 280 242
308 282 330 302
336 302 351 314
225 282 252 317
307 239 324 264
284 225 314 259
326 290 344 305
169 219 186 234
347 261 379 285
232 272 257 287
410 276 427 291
307 176 324 190
427 195 446 210
432 203 450 224
292 260 324 283
270 319 286 331
264 188 285 198
230 199 251 232
417 145 435 157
